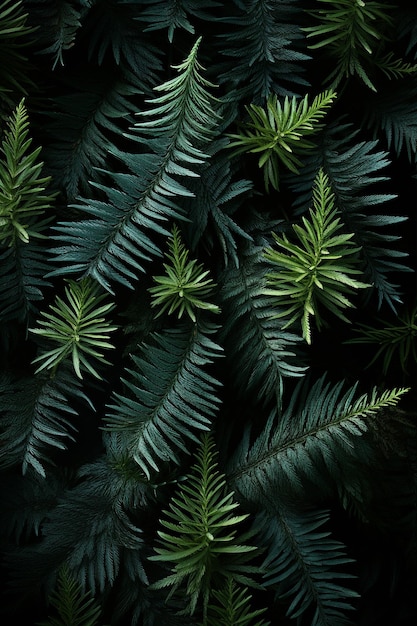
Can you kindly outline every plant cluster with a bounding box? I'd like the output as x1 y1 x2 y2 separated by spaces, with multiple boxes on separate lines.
0 1 416 625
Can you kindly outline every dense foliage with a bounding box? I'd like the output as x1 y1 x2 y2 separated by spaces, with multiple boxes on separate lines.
0 1 416 625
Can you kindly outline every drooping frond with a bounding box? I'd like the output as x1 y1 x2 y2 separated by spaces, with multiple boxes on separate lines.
48 37 219 291
0 365 90 477
38 564 102 626
227 90 336 191
264 168 369 344
255 507 358 626
286 121 410 311
137 0 220 43
215 0 310 104
219 230 306 407
228 375 409 505
149 433 260 617
105 321 223 478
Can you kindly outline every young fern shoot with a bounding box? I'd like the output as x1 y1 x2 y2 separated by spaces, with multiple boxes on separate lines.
149 224 220 322
263 168 369 344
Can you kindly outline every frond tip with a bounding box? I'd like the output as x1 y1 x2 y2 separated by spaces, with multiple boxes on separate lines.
149 224 220 322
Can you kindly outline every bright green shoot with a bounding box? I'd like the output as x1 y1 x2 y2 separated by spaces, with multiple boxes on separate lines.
149 224 220 322
263 168 369 344
30 278 117 379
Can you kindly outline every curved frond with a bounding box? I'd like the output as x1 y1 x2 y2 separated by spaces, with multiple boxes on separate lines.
48 37 219 291
138 0 219 43
255 507 358 626
228 375 409 504
105 321 223 478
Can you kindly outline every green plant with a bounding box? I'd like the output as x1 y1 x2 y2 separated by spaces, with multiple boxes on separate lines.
30 278 117 379
347 302 417 375
227 90 336 191
149 224 220 322
263 168 369 343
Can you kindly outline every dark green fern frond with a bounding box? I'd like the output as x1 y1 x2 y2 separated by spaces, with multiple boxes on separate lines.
105 321 223 478
0 0 36 109
376 50 417 80
219 232 306 407
255 507 358 626
227 90 336 191
362 76 417 162
286 121 410 311
149 224 220 322
48 37 219 291
149 433 260 617
228 375 409 505
0 365 91 477
215 0 310 105
138 0 220 44
264 168 369 344
0 98 56 246
304 0 394 91
205 577 270 626
38 563 102 626
43 67 144 201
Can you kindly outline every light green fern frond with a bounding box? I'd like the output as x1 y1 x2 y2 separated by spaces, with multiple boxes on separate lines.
149 224 220 322
204 577 270 626
0 98 56 246
149 433 261 617
227 90 336 191
30 278 117 380
263 168 369 344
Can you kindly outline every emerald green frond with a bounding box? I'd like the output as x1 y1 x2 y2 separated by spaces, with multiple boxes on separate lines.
228 375 409 504
205 577 270 626
149 433 261 617
149 224 220 322
287 122 409 311
48 37 219 291
0 366 90 477
38 564 102 626
215 0 310 104
264 168 369 344
0 98 56 246
227 90 336 191
255 507 358 626
105 321 223 478
30 278 117 380
219 233 306 407
304 0 394 91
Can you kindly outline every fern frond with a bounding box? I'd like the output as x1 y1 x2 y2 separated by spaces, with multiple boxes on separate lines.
205 577 270 626
33 0 84 69
0 366 90 477
149 224 220 322
215 0 310 104
138 0 219 43
227 90 336 191
264 168 369 344
149 433 260 617
48 37 219 291
286 122 409 311
376 50 417 80
304 0 394 91
255 507 358 626
38 563 102 626
228 375 409 504
0 98 56 246
105 321 223 478
219 233 306 407
30 278 117 380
